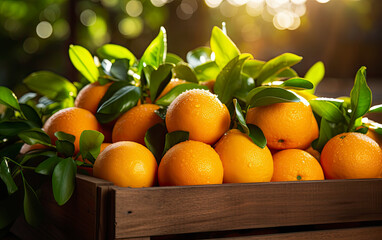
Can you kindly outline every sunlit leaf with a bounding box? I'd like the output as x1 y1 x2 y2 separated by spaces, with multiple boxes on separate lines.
69 45 99 83
281 78 314 90
0 87 20 112
79 130 104 163
304 61 325 94
155 83 208 106
214 54 251 105
186 47 213 68
210 26 240 69
256 53 302 86
138 27 167 75
96 44 136 65
172 63 198 83
23 71 77 100
248 87 300 107
309 99 345 122
150 63 174 102
194 61 220 82
166 53 184 65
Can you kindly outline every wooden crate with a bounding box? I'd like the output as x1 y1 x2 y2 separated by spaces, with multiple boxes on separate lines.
11 175 382 239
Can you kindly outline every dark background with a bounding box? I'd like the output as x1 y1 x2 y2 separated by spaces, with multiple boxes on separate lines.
0 0 381 92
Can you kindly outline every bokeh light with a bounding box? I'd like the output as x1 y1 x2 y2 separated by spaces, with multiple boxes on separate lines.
126 0 143 17
118 17 143 38
23 37 39 54
36 21 53 39
205 0 223 8
80 9 97 27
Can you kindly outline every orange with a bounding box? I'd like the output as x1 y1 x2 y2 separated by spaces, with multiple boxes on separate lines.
321 132 382 179
112 104 162 145
246 101 318 150
214 129 273 183
271 149 324 181
19 144 48 154
200 80 215 93
78 143 111 176
305 145 320 161
156 78 186 100
93 141 157 187
74 82 112 114
158 140 223 186
43 107 100 153
165 89 230 145
366 128 382 147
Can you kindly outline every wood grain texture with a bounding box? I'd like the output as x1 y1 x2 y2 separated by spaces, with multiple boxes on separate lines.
11 174 113 240
112 179 382 239
221 226 382 240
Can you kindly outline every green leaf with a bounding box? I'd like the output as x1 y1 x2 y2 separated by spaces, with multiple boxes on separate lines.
194 61 220 82
155 83 208 106
18 128 52 146
0 158 18 194
155 107 167 120
369 104 382 113
150 63 174 102
96 85 141 123
172 63 198 83
248 87 301 108
166 53 184 65
69 45 99 83
234 74 255 102
96 44 136 65
20 104 42 128
52 157 76 206
210 26 240 69
247 124 267 149
275 67 298 79
163 131 189 155
23 71 77 100
312 119 344 152
309 99 345 122
257 53 302 86
349 67 372 129
144 123 167 164
281 78 314 90
23 176 43 227
56 140 75 158
242 59 265 80
138 27 167 75
0 86 20 111
110 59 130 81
0 121 31 136
186 47 213 68
35 156 62 175
233 99 249 134
79 130 104 164
54 131 75 143
304 61 325 94
214 54 251 105
355 126 368 134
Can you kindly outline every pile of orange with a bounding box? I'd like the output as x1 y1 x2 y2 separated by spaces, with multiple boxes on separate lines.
36 79 382 188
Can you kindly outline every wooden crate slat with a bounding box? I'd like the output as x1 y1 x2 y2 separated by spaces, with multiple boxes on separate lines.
220 226 382 240
11 175 113 240
112 179 382 238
